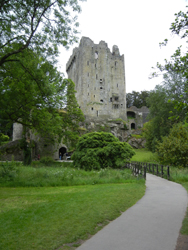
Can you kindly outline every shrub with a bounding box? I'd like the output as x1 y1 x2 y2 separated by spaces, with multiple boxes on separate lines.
40 156 55 166
157 123 188 167
71 132 135 170
0 162 18 181
0 133 9 146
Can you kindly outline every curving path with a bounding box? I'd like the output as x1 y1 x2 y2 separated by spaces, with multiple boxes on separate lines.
76 174 188 250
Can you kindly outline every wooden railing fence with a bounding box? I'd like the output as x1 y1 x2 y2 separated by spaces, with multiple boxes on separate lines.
124 162 170 180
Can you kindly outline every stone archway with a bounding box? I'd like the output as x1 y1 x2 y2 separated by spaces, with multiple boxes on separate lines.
59 147 67 160
127 111 136 118
131 123 136 129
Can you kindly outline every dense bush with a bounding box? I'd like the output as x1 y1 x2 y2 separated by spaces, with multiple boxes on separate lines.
71 132 135 170
157 123 188 167
39 156 55 166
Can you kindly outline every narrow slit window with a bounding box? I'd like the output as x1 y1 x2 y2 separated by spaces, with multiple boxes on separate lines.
100 87 103 90
87 61 89 66
96 74 98 79
95 51 98 59
91 107 93 110
117 84 118 88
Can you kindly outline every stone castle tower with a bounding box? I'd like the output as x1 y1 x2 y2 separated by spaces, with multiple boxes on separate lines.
66 37 127 122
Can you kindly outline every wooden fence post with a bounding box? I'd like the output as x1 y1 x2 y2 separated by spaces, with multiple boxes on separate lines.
144 166 146 179
152 164 154 175
156 164 158 176
167 166 170 180
161 165 163 178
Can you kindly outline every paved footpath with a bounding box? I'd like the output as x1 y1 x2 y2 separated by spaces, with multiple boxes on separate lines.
77 174 188 250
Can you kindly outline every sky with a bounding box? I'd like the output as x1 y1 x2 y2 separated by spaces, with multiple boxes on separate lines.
58 0 188 93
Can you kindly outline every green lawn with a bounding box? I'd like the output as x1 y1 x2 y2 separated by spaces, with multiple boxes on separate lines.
0 182 145 250
131 148 159 163
2 148 188 250
0 161 145 250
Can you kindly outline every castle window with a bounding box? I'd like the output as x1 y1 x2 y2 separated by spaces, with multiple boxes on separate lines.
115 61 117 67
95 64 96 68
113 104 119 109
95 51 98 59
100 87 103 90
88 93 89 96
100 99 103 102
121 104 123 108
110 97 112 102
87 61 89 66
91 107 94 110
100 79 103 83
96 74 98 79
97 111 99 117
94 95 95 98
79 106 81 109
114 97 119 101
117 84 118 88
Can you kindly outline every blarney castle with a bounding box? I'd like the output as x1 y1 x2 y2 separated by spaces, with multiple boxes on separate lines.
2 37 149 161
66 37 149 140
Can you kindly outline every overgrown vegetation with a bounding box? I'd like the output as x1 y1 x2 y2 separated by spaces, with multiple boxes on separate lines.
0 161 139 187
0 133 9 146
157 123 188 168
72 132 135 170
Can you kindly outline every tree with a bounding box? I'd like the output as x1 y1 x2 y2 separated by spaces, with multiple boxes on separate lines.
152 6 188 120
126 91 150 108
0 0 84 66
144 79 187 151
0 1 85 163
147 6 188 151
0 49 84 162
71 132 135 170
157 123 188 167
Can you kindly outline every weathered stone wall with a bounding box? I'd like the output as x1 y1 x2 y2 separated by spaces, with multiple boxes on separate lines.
127 106 149 129
66 37 127 122
0 140 24 161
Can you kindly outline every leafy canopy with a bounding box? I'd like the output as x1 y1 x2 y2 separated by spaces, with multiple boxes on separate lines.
72 132 135 170
0 0 85 66
0 0 85 148
157 123 188 168
126 90 150 108
152 6 188 121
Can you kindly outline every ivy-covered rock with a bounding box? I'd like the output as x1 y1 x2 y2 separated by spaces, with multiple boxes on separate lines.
71 132 135 170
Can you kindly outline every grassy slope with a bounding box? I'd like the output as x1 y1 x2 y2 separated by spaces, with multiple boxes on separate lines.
0 171 145 250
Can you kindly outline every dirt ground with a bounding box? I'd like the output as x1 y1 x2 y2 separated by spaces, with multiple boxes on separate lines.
175 234 188 250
